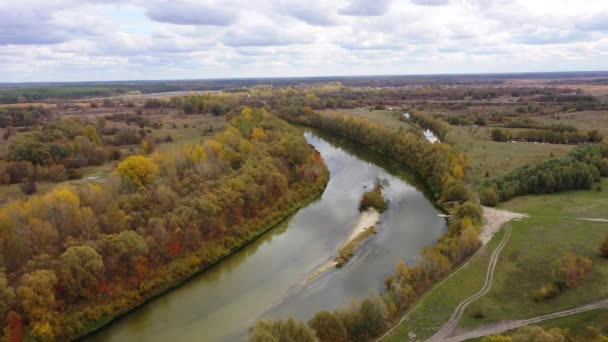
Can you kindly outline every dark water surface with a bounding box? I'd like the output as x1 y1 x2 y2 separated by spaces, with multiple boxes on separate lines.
86 130 446 342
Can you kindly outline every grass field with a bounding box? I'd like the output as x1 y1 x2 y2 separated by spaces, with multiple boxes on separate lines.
461 178 608 328
384 229 508 341
532 110 608 136
447 125 574 187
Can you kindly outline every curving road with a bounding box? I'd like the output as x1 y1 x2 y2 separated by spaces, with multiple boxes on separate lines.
427 226 512 341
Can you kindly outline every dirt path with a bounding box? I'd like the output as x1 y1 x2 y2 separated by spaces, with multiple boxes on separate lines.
427 225 512 342
440 299 608 341
376 207 524 342
478 207 527 245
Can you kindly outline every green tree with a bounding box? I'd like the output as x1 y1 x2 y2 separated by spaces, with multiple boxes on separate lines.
308 311 347 342
249 319 318 342
106 231 148 275
7 134 50 165
480 187 499 206
59 246 104 301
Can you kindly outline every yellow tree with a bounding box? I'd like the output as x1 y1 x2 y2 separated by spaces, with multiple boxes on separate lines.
115 155 157 187
83 124 102 146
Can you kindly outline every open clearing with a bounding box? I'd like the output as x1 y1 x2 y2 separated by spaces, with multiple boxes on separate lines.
446 125 574 188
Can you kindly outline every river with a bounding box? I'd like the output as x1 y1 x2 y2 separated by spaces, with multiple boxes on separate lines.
86 129 447 342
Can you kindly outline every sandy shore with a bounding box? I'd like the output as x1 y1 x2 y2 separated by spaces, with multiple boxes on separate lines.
341 208 380 248
307 209 381 281
479 206 527 245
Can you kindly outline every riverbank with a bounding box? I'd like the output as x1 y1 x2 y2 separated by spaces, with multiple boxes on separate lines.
72 169 330 341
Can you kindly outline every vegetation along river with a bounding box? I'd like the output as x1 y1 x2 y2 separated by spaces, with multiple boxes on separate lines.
86 129 447 342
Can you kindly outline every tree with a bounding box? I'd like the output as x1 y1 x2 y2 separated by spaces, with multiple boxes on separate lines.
59 246 104 301
16 269 58 340
7 134 50 165
510 325 567 342
116 155 157 187
211 104 225 116
83 124 102 146
480 187 499 206
249 319 318 342
308 311 347 342
182 102 195 115
557 252 592 288
0 269 15 322
105 231 148 275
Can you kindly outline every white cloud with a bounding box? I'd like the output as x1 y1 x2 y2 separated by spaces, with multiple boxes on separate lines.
0 0 607 81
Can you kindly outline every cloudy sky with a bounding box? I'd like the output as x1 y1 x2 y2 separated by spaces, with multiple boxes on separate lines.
1 0 607 82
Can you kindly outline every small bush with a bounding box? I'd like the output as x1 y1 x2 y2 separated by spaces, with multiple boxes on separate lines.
600 236 608 258
20 178 37 195
533 282 561 302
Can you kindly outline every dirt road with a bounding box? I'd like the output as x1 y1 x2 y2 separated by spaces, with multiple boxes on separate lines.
427 226 512 341
440 299 608 341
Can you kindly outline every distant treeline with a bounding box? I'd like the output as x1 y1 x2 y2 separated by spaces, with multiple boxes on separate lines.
481 143 608 205
490 127 603 144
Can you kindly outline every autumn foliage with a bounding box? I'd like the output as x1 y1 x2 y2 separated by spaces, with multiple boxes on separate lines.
0 108 328 340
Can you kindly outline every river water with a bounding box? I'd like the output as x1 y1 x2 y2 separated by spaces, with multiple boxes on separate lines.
86 130 447 342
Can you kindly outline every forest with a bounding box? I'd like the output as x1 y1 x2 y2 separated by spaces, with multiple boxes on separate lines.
0 108 328 341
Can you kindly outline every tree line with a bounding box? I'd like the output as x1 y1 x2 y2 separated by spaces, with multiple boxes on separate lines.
253 108 483 341
0 108 328 341
481 143 608 205
490 127 603 144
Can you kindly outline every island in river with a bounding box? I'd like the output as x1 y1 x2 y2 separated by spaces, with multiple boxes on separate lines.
85 130 447 342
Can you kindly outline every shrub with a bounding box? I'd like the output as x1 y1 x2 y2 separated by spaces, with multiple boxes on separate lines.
533 282 561 302
600 236 608 258
491 128 509 142
20 178 37 195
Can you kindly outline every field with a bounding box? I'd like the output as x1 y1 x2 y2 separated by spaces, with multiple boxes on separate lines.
446 125 575 187
384 229 508 342
461 178 608 327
